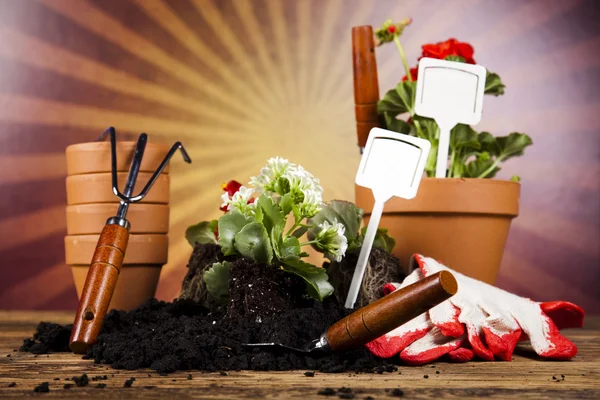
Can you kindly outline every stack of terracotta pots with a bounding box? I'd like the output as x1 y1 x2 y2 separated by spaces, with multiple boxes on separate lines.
64 141 171 310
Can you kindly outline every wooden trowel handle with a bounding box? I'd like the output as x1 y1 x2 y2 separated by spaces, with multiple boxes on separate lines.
352 25 381 148
326 271 457 352
69 223 129 354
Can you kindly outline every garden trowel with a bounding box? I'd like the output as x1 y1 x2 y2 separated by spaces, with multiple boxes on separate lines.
244 271 456 354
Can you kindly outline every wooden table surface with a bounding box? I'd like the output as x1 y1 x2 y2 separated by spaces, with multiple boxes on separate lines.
0 311 598 399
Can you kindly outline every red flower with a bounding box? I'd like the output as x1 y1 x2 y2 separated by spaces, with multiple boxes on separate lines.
387 25 396 33
219 180 255 213
421 38 475 64
405 38 476 81
222 180 242 196
402 67 418 82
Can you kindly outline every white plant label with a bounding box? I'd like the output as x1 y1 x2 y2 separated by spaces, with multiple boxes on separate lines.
346 128 430 309
414 57 486 178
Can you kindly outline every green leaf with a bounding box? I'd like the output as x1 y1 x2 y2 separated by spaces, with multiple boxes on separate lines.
280 193 293 216
450 124 479 151
280 236 301 260
510 175 521 182
377 81 416 118
485 70 505 96
444 55 466 63
359 226 396 253
218 211 255 256
254 203 264 223
308 200 363 251
281 258 334 301
477 131 496 152
185 220 218 246
383 112 411 134
257 194 284 234
494 132 533 162
234 222 273 264
378 88 405 116
464 151 497 178
203 261 230 305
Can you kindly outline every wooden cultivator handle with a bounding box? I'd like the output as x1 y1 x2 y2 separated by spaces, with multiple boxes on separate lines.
326 271 457 352
69 223 129 354
352 25 382 149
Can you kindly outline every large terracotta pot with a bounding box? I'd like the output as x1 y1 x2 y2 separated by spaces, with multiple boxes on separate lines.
356 178 520 284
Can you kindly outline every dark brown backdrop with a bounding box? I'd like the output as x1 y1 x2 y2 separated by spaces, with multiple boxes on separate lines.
0 0 599 312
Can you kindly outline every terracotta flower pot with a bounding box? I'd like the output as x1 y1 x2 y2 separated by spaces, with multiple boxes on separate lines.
64 234 169 265
70 265 161 311
66 203 170 235
356 178 520 284
66 141 170 175
64 140 173 311
66 172 170 205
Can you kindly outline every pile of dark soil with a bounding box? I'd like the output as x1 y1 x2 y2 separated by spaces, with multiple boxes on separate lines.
21 244 402 374
22 297 397 374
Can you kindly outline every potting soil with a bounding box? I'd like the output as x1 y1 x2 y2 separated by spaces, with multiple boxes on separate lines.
21 297 398 374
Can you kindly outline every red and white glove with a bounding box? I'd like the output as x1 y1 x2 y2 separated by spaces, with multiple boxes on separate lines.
366 255 585 364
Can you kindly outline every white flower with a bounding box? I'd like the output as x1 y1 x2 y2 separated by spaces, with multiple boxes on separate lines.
315 219 348 262
221 186 256 217
249 157 292 192
299 188 323 218
249 157 324 218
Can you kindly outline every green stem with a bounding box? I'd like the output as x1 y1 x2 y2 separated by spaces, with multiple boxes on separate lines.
412 119 425 138
393 36 412 82
477 157 504 178
448 148 456 178
285 222 300 237
299 240 318 246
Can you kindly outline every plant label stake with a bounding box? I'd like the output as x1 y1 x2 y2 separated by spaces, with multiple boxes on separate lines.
414 57 486 178
69 127 191 354
345 128 430 309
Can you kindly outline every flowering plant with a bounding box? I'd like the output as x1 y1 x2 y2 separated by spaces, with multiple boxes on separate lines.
375 19 533 179
186 158 396 304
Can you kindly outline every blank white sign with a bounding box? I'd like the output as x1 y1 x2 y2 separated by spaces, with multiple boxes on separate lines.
415 58 486 126
361 138 421 188
356 128 430 200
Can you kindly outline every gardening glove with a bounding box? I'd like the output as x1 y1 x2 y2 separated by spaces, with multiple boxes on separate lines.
366 254 585 364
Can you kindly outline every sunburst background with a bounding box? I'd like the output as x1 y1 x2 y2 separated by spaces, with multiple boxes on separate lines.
0 0 598 312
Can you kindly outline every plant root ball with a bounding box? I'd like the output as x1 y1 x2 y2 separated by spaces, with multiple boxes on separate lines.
326 248 405 308
179 243 225 306
227 258 310 320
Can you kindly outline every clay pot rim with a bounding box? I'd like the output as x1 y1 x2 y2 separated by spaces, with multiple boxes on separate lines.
66 141 171 153
357 177 520 217
70 264 163 268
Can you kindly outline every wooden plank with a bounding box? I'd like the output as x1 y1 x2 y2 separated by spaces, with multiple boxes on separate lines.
0 311 598 399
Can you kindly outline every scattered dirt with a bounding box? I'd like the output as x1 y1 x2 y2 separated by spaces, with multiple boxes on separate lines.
19 322 71 354
33 382 50 393
72 373 89 387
